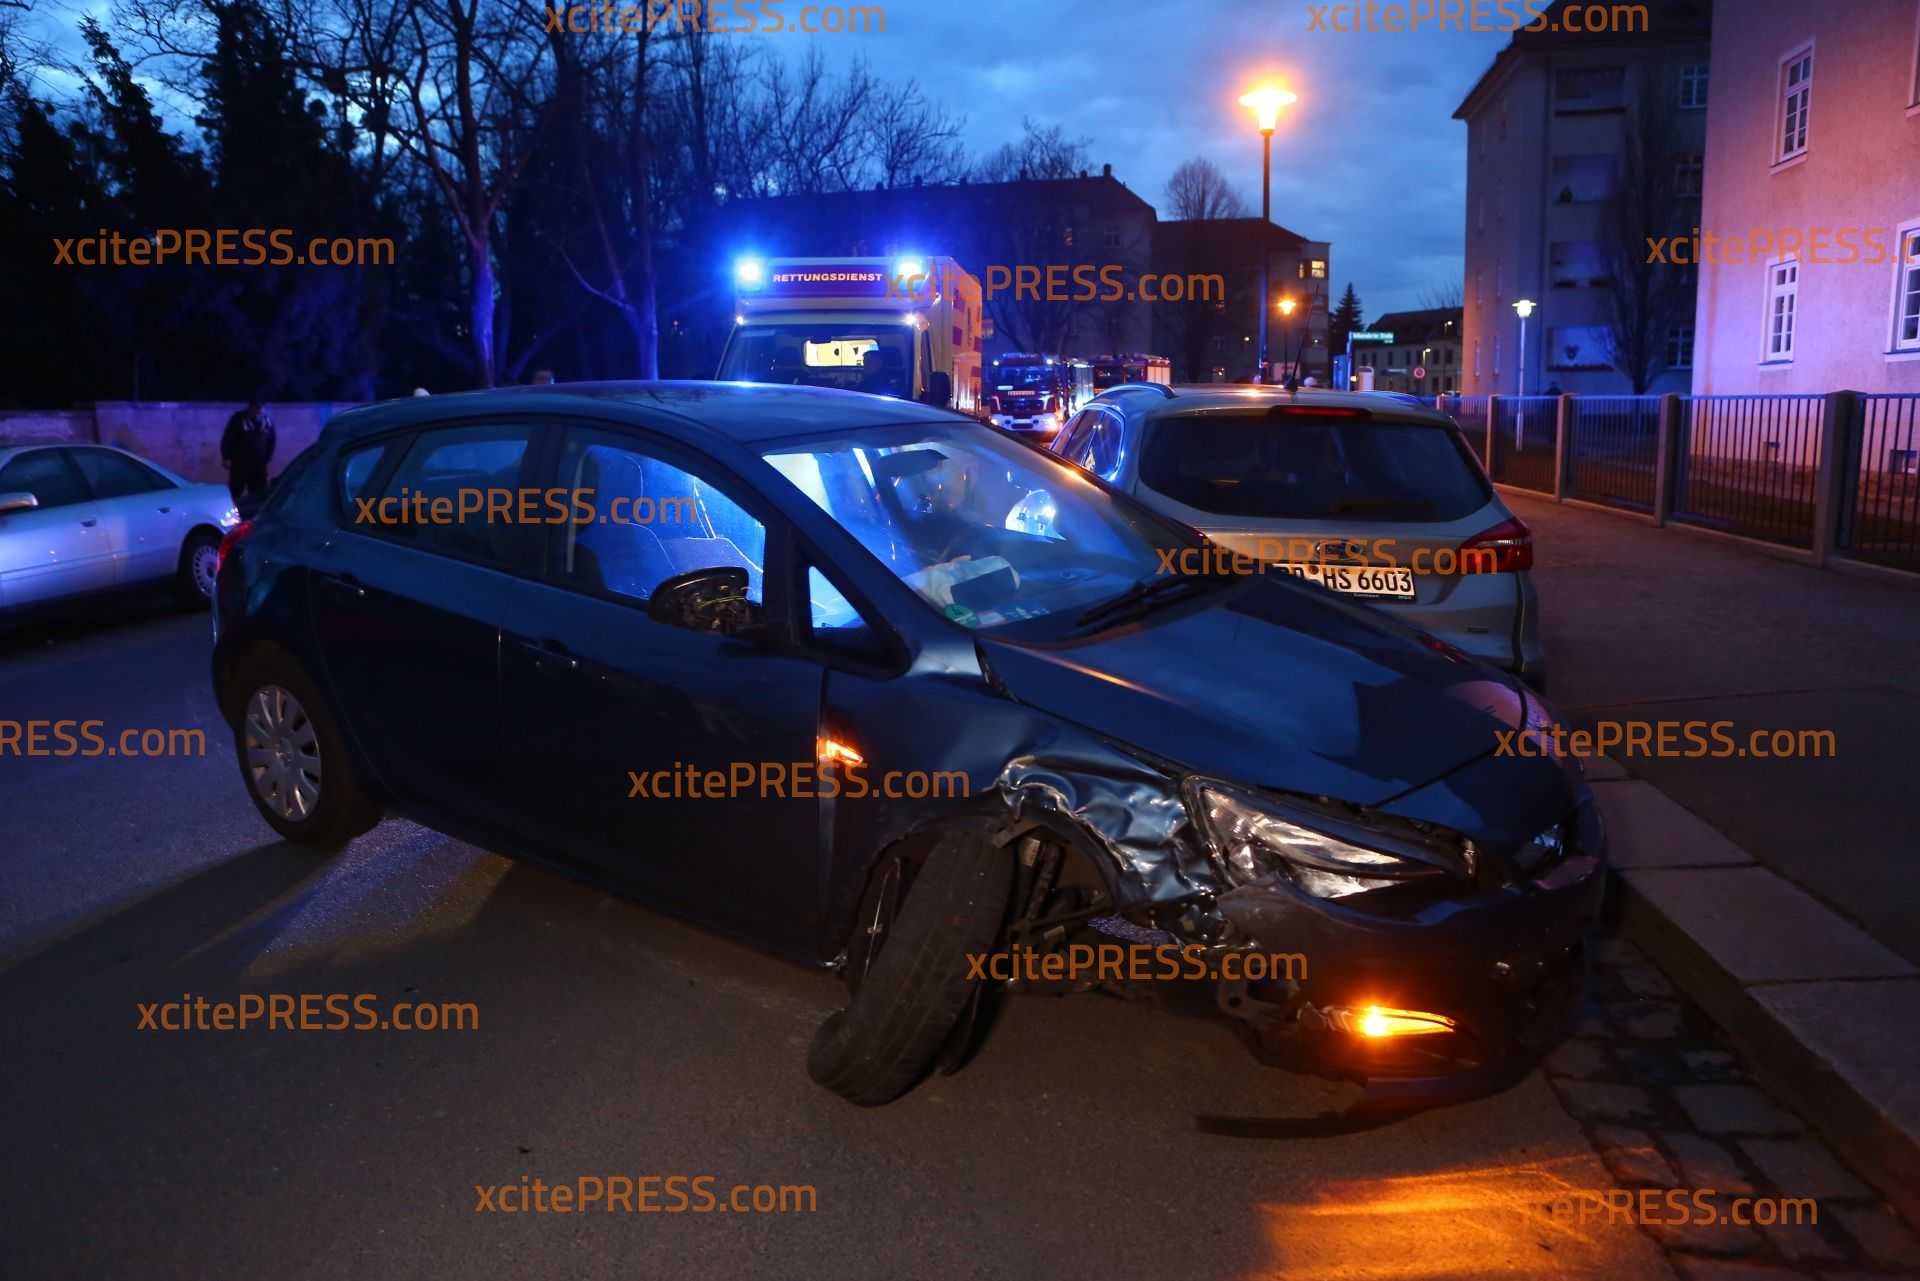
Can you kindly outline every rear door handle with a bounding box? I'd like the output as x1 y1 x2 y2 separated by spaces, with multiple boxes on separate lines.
157 505 172 514
79 518 98 527
517 636 580 671
323 572 366 598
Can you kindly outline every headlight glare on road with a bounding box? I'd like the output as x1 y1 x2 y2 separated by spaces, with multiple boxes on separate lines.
1186 780 1458 896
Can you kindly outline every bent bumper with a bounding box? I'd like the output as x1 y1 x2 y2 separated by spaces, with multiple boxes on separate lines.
1211 801 1605 1093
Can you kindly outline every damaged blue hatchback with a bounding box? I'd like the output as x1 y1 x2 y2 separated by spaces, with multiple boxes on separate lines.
211 381 1604 1110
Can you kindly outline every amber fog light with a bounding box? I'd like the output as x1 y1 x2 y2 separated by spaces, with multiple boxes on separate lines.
1325 1005 1457 1038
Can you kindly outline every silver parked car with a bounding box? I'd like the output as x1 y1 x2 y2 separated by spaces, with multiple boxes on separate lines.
0 443 241 619
1047 385 1546 687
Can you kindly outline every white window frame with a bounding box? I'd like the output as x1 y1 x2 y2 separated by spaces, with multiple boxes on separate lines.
1774 43 1814 168
1910 4 1920 113
1761 256 1799 364
1679 62 1709 110
1666 324 1695 368
1888 217 1920 356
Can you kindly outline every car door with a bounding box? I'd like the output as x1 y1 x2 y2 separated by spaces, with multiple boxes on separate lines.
67 447 188 586
0 448 117 608
307 421 541 830
497 422 827 950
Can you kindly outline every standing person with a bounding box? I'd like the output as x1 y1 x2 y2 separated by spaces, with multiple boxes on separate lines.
221 397 276 505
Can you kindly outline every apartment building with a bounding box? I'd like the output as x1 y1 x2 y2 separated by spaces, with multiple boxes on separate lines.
1690 0 1920 394
1151 218 1332 383
1454 1 1712 397
1352 308 1464 394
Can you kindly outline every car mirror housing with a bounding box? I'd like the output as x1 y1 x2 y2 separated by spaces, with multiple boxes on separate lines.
647 566 762 638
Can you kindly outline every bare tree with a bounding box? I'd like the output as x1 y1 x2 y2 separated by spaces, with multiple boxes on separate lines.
971 117 1088 183
1164 156 1243 221
865 76 965 189
1601 76 1691 393
1418 281 1464 310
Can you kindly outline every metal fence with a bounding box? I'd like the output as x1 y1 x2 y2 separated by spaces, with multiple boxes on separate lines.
1672 396 1826 549
1566 397 1659 512
1847 395 1920 572
1488 397 1560 493
1415 389 1920 575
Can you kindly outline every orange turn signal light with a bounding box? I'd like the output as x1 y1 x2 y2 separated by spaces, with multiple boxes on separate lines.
1325 1004 1456 1038
816 736 865 768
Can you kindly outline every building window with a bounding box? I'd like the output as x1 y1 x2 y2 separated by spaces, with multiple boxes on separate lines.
1764 259 1799 361
1675 154 1704 197
1102 228 1121 251
1679 63 1709 109
1551 241 1611 288
1493 335 1502 377
1893 224 1920 352
1666 324 1695 368
1890 450 1919 476
1554 67 1625 112
1547 326 1613 370
1309 258 1326 279
1777 46 1813 164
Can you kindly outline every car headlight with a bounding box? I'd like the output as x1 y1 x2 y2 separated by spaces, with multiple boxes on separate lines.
1186 778 1472 898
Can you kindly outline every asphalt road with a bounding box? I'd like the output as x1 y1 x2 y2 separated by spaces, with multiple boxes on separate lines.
0 601 1862 1281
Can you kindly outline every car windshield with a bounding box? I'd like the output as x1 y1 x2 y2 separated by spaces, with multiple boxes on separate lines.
718 323 915 399
764 422 1197 634
994 365 1055 391
1138 411 1491 522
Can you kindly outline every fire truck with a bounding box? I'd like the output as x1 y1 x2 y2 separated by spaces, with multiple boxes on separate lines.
1090 353 1172 391
717 256 984 413
985 353 1084 444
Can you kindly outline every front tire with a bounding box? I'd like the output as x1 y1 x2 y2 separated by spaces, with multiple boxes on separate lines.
806 833 1012 1106
176 529 221 607
226 652 381 849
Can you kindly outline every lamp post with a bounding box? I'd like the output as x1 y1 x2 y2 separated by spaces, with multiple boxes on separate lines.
1239 84 1298 384
1512 298 1535 448
1277 296 1298 388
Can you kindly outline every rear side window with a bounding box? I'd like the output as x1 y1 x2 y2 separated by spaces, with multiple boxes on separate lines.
1138 412 1490 522
366 425 532 567
0 449 90 510
72 448 173 497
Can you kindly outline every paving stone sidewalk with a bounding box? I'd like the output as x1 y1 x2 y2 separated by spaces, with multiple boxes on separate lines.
1548 933 1920 1279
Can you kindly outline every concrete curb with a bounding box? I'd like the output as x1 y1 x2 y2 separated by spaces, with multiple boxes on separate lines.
1591 777 1920 1227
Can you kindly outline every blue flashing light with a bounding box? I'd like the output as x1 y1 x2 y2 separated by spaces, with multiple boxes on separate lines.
734 257 766 288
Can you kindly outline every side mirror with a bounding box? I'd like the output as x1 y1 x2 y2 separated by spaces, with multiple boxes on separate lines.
923 371 953 408
647 566 763 637
0 492 39 515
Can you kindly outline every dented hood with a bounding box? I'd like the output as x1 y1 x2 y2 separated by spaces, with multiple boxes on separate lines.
978 579 1527 809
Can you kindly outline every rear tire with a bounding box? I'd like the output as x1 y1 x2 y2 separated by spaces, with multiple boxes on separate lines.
176 529 221 608
225 650 381 850
807 833 1012 1106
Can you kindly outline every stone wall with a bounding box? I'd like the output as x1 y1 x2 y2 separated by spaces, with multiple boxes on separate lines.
0 402 362 482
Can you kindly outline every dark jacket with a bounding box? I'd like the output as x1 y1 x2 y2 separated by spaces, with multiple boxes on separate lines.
221 409 276 467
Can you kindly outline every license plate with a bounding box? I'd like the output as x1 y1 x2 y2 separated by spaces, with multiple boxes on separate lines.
1276 563 1416 600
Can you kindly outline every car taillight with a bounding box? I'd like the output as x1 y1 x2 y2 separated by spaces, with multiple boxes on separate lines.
216 520 254 576
1461 515 1532 573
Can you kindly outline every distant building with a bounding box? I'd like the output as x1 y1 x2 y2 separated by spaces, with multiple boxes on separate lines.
1454 0 1712 397
1690 0 1920 394
1151 219 1332 384
1352 308 1464 394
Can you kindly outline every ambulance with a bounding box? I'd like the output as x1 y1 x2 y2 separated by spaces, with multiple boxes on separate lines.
717 256 984 414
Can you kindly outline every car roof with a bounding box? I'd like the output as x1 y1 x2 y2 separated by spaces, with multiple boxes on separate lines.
1092 384 1455 427
318 380 967 448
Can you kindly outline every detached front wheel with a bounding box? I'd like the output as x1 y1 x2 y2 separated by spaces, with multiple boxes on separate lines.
807 833 1012 1106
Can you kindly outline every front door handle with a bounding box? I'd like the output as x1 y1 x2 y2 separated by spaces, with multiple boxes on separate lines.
157 505 172 514
323 572 366 598
515 636 580 672
79 518 98 528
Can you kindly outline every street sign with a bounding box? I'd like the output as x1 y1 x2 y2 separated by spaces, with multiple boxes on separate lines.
1412 365 1426 381
1351 331 1394 342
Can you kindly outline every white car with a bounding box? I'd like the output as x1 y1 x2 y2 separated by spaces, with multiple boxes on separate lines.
0 443 241 620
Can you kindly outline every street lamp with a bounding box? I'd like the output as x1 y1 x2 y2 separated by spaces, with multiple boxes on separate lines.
1277 296 1298 389
1239 84 1298 384
1512 298 1535 448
